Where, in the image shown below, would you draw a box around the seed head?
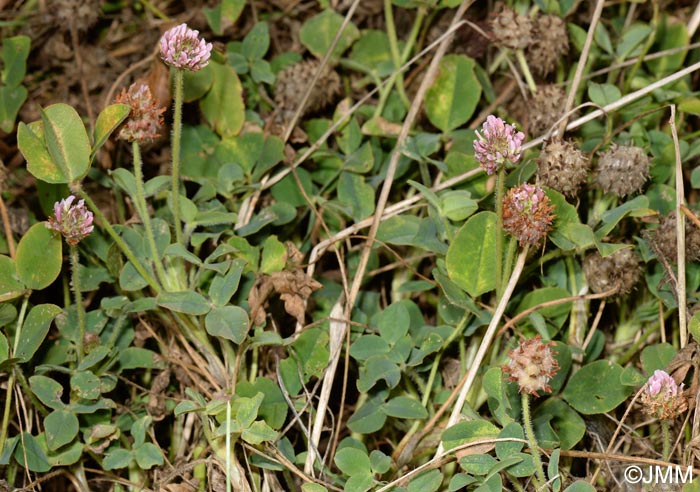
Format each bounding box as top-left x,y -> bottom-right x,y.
503,336 -> 559,396
582,247 -> 640,295
536,138 -> 590,197
528,85 -> 566,137
474,115 -> 525,175
644,211 -> 700,263
596,144 -> 650,197
46,195 -> 94,245
115,83 -> 166,143
159,23 -> 212,72
526,14 -> 569,76
502,183 -> 555,246
490,6 -> 533,50
640,370 -> 687,420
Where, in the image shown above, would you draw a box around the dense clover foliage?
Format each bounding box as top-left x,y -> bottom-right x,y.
1,1 -> 700,491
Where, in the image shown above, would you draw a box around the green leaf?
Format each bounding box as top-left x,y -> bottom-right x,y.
1,35 -> 30,86
14,432 -> 50,472
119,347 -> 159,369
445,211 -> 497,297
440,190 -> 478,222
616,23 -> 653,60
205,306 -> 249,344
103,448 -> 133,470
369,450 -> 392,474
242,420 -> 278,444
349,335 -> 390,360
0,85 -> 27,133
588,83 -> 621,107
299,10 -> 359,62
442,420 -> 499,451
646,21 -> 689,74
183,64 -> 215,102
204,0 -> 245,35
562,360 -> 634,414
383,396 -> 427,419
209,259 -> 245,306
335,447 -> 371,476
242,22 -> 270,60
18,120 -> 65,183
235,378 -> 288,429
260,235 -> 286,274
349,30 -> 394,76
157,291 -> 211,315
0,255 -> 25,302
376,302 -> 410,345
134,443 -> 163,469
44,410 -> 79,451
15,222 -> 62,289
70,371 -> 101,400
15,304 -> 62,362
348,391 -> 388,434
495,422 -> 524,459
302,484 -> 329,492
200,62 -> 244,137
408,469 -> 442,492
563,481 -> 596,492
424,55 -> 481,133
533,397 -> 586,450
92,103 -> 130,158
338,172 -> 375,221
641,343 -> 677,375
29,375 -> 66,410
40,104 -> 91,183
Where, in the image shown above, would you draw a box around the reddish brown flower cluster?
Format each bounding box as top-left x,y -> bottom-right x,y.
502,183 -> 555,246
115,83 -> 166,144
640,370 -> 687,421
503,336 -> 559,395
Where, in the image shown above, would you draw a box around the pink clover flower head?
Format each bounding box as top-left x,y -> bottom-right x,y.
46,195 -> 94,245
502,183 -> 555,246
641,370 -> 687,420
159,23 -> 212,72
474,115 -> 525,175
115,83 -> 166,143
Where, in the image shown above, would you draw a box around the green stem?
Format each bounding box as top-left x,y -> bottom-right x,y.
171,69 -> 185,245
495,168 -> 506,299
77,190 -> 161,293
70,244 -> 86,362
522,392 -> 546,488
132,141 -> 168,288
515,49 -> 538,95
382,0 -> 411,109
502,236 -> 517,292
661,419 -> 671,461
0,294 -> 29,456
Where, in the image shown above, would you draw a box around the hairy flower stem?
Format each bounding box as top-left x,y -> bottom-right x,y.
171,69 -> 184,245
661,420 -> 671,461
495,168 -> 506,298
77,190 -> 161,293
70,244 -> 86,362
0,294 -> 29,456
132,141 -> 168,287
522,392 -> 546,488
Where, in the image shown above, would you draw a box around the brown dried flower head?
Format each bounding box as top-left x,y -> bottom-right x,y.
275,59 -> 341,122
490,6 -> 533,50
526,14 -> 569,76
528,85 -> 567,137
502,183 -> 555,246
115,83 -> 166,143
503,336 -> 559,395
536,138 -> 590,197
582,247 -> 640,295
596,144 -> 650,197
645,211 -> 700,263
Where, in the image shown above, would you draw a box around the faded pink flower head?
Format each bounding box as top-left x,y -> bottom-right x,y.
502,335 -> 559,396
502,183 -> 555,246
115,83 -> 165,143
46,195 -> 94,245
474,115 -> 525,175
159,23 -> 212,72
640,370 -> 687,420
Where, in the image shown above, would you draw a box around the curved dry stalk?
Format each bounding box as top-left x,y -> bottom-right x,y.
435,245 -> 529,458
670,105 -> 687,348
557,0 -> 605,137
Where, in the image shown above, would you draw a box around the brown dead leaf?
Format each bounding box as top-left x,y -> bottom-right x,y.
148,367 -> 171,420
249,270 -> 322,326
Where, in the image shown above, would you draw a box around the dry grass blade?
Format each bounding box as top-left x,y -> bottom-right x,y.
670,104 -> 687,348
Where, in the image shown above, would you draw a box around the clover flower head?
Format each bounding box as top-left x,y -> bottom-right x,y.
115,83 -> 166,143
46,195 -> 94,245
159,23 -> 212,72
474,115 -> 525,175
502,183 -> 555,246
502,335 -> 558,396
640,370 -> 687,420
